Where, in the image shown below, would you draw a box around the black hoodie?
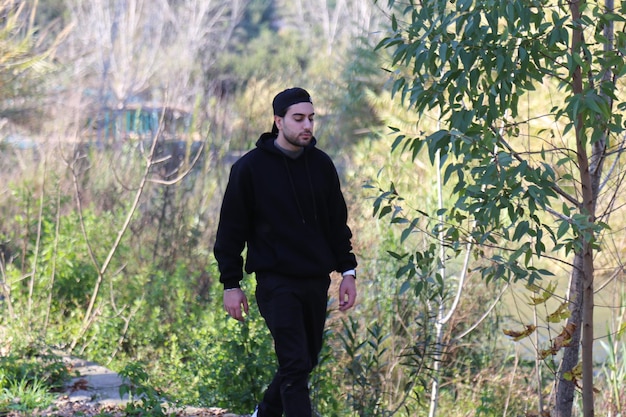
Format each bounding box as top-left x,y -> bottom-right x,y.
214,132 -> 357,289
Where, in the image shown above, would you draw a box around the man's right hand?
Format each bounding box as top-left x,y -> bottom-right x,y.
223,288 -> 249,321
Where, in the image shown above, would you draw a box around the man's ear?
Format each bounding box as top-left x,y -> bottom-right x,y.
274,115 -> 282,130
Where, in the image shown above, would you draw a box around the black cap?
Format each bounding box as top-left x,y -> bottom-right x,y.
272,87 -> 312,116
271,88 -> 313,134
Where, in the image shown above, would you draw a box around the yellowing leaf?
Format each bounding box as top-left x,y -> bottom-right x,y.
524,411 -> 551,417
546,302 -> 571,323
552,323 -> 576,350
571,362 -> 583,377
527,282 -> 557,305
529,296 -> 546,306
563,362 -> 599,393
539,348 -> 555,360
538,323 -> 576,359
564,362 -> 583,387
503,324 -> 536,341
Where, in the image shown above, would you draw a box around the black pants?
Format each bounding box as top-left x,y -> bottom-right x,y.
255,273 -> 331,417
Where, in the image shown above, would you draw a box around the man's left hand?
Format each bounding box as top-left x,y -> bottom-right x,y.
339,275 -> 357,311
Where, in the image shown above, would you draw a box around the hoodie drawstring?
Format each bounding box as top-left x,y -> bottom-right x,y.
305,155 -> 319,223
282,153 -> 319,226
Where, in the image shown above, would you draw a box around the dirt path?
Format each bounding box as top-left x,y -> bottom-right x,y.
23,356 -> 247,417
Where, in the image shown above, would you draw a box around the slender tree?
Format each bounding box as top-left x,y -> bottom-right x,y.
375,0 -> 625,416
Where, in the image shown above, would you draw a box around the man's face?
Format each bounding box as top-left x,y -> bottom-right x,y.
275,102 -> 315,151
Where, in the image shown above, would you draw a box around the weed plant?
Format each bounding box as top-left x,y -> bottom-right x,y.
119,362 -> 179,417
599,334 -> 626,415
0,347 -> 69,415
0,376 -> 55,413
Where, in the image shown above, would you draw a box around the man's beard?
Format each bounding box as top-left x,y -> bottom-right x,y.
284,131 -> 311,148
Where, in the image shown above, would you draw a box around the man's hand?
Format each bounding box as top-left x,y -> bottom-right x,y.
223,288 -> 249,321
339,275 -> 357,312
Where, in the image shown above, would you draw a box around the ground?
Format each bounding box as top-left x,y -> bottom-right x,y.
4,402 -> 239,417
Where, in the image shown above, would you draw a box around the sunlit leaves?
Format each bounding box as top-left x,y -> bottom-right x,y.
375,0 -> 615,293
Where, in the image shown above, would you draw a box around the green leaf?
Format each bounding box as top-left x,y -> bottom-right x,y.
557,220 -> 570,239
379,205 -> 392,218
400,218 -> 418,243
512,220 -> 529,241
399,280 -> 411,295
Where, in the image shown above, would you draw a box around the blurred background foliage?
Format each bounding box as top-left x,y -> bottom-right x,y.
1,0 -> 626,416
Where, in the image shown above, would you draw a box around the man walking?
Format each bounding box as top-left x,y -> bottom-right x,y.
214,87 -> 358,417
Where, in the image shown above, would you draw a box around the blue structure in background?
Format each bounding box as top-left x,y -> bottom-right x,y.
90,104 -> 192,143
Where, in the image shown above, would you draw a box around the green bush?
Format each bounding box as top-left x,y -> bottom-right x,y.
141,279 -> 276,415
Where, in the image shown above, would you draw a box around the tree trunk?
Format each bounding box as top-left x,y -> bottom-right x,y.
567,0 -> 597,414
553,253 -> 583,417
580,237 -> 595,417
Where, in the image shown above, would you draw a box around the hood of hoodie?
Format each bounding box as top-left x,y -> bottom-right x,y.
256,132 -> 318,155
